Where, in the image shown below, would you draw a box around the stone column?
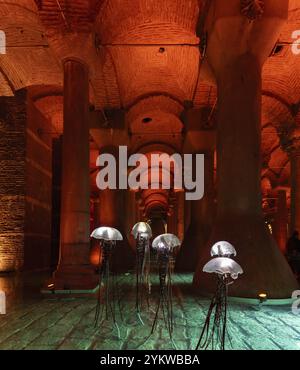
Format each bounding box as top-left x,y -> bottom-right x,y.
92,199 -> 100,229
90,198 -> 101,267
167,206 -> 175,234
97,156 -> 135,271
98,187 -> 134,271
194,54 -> 298,298
283,132 -> 300,233
272,189 -> 288,254
53,59 -> 97,290
98,188 -> 120,228
50,136 -> 62,269
177,192 -> 185,243
176,151 -> 215,271
184,198 -> 191,233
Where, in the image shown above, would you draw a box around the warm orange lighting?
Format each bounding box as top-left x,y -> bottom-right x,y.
265,221 -> 273,234
267,224 -> 272,234
90,244 -> 102,267
258,293 -> 267,303
47,283 -> 54,288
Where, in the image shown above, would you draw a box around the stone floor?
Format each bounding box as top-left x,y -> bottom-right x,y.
0,272 -> 300,350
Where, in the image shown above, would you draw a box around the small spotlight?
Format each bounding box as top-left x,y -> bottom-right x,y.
258,293 -> 267,304
48,283 -> 54,289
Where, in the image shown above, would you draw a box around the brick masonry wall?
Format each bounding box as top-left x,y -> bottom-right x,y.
0,91 -> 26,272
0,90 -> 53,272
24,97 -> 52,271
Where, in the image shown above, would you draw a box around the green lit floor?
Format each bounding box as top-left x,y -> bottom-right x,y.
0,273 -> 300,350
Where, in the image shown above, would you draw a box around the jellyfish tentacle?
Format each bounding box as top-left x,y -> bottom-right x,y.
197,248 -> 242,350
149,233 -> 181,347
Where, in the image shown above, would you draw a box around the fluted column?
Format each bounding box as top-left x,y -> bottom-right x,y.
291,153 -> 300,233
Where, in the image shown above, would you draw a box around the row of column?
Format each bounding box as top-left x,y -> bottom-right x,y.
53,58 -> 299,296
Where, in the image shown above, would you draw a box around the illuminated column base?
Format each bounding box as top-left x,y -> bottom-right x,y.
194,55 -> 298,298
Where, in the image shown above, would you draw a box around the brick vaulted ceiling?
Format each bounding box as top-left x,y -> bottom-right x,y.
0,0 -> 300,197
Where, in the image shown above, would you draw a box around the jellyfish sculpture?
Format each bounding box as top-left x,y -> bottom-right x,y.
150,233 -> 181,344
196,241 -> 243,351
210,240 -> 237,258
131,222 -> 152,321
90,226 -> 123,333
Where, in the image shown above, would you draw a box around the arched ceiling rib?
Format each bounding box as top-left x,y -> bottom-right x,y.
0,0 -> 300,196
0,0 -> 61,91
96,0 -> 200,44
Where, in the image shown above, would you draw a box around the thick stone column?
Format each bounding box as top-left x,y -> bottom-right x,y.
287,137 -> 300,233
53,59 -> 97,290
194,54 -> 298,298
92,199 -> 100,229
176,192 -> 185,243
90,199 -> 100,267
50,136 -> 62,270
167,195 -> 177,235
98,187 -> 134,271
98,188 -> 120,228
272,189 -> 288,254
176,151 -> 215,271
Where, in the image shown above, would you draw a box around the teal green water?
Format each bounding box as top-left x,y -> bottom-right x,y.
0,273 -> 299,350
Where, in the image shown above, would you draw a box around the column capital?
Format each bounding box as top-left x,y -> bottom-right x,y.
62,57 -> 89,72
205,0 -> 288,76
240,0 -> 265,21
280,128 -> 300,157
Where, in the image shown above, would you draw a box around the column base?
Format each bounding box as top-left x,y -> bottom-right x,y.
175,223 -> 212,272
193,214 -> 299,298
45,264 -> 98,292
